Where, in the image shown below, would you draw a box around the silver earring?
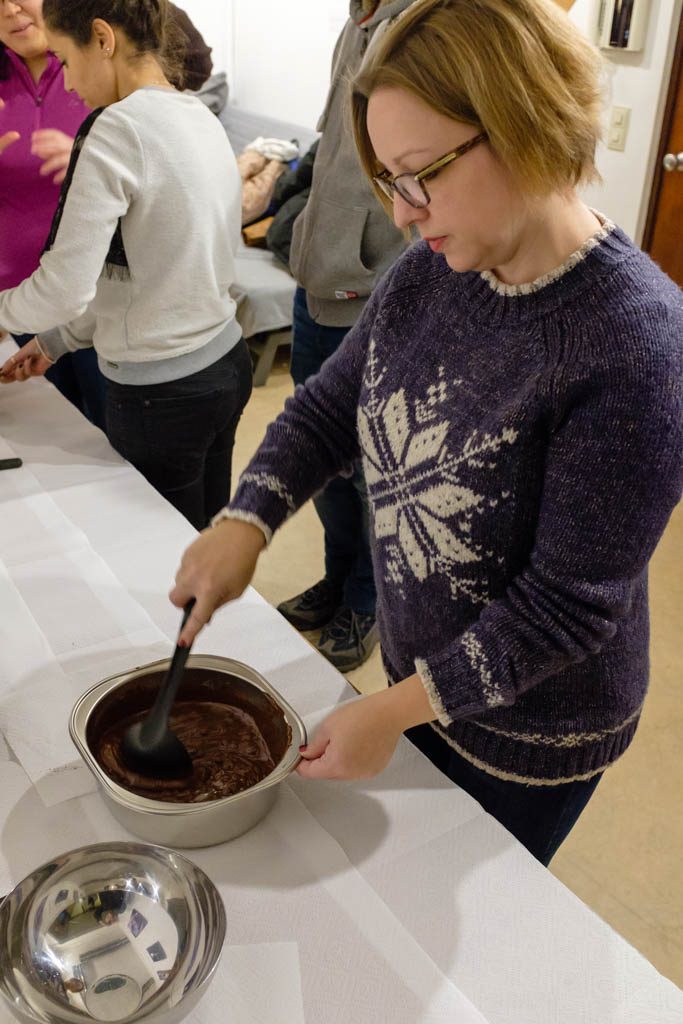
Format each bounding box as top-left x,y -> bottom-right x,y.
104,48 -> 112,57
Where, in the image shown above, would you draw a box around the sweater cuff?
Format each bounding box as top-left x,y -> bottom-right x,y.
210,507 -> 273,546
416,628 -> 509,724
414,658 -> 453,727
36,328 -> 68,362
227,470 -> 298,538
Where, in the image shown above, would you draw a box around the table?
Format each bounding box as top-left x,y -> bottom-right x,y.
1,344 -> 681,1023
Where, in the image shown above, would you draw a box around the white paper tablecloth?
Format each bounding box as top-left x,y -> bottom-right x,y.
0,342 -> 681,1023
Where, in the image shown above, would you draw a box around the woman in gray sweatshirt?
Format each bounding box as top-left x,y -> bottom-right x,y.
0,0 -> 251,530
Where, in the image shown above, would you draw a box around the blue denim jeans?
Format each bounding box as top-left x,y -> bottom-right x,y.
290,288 -> 376,616
406,722 -> 603,865
105,339 -> 253,531
14,334 -> 107,431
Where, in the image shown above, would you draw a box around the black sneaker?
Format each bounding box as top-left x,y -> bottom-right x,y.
277,578 -> 343,631
316,607 -> 379,672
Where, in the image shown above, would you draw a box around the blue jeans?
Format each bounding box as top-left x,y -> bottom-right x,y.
406,723 -> 602,865
106,339 -> 253,531
290,287 -> 376,616
14,334 -> 106,431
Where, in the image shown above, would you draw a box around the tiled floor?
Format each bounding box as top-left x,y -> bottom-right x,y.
234,350 -> 683,988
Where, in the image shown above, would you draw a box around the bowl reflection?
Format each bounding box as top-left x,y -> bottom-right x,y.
0,842 -> 226,1024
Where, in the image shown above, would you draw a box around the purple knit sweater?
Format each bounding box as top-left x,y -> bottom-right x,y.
226,221 -> 682,784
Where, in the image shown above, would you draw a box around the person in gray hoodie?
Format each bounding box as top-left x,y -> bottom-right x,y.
277,0 -> 415,673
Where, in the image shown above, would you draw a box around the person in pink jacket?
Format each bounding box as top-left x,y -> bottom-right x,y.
0,0 -> 105,425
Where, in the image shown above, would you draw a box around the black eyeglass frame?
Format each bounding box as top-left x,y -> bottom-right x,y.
373,132 -> 488,209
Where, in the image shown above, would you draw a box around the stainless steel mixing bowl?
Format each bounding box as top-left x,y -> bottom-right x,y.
0,842 -> 226,1024
70,656 -> 306,849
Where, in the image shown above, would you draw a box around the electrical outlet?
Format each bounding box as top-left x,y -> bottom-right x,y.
607,106 -> 630,151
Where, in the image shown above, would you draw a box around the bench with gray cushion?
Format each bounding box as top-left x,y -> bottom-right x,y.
218,103 -> 319,385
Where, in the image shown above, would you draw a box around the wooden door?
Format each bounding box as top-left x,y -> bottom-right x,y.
643,16 -> 683,285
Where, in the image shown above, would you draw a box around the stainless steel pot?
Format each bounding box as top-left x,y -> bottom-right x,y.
70,656 -> 306,849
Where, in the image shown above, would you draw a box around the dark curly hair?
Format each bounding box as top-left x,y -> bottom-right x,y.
42,0 -> 185,86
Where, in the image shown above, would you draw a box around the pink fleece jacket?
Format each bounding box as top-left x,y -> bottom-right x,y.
0,48 -> 87,290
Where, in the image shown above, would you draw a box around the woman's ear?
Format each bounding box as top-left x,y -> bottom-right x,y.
91,18 -> 116,58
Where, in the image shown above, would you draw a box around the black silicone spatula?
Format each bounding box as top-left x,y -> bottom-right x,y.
120,600 -> 195,779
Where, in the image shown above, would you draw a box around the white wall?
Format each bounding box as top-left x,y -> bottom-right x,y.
180,0 -> 344,127
228,0 -> 347,128
571,0 -> 683,241
176,0 -> 234,86
181,0 -> 681,242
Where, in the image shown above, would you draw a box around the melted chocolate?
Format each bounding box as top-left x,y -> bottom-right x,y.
88,670 -> 292,803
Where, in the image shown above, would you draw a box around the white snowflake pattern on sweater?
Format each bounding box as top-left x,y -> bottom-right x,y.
358,340 -> 518,603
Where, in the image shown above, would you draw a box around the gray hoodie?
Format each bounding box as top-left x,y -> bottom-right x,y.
289,0 -> 416,327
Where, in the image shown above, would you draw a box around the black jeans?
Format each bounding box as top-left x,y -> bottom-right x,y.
406,723 -> 603,866
290,287 -> 376,615
105,338 -> 253,530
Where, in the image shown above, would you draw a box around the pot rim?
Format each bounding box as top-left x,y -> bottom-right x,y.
69,655 -> 306,815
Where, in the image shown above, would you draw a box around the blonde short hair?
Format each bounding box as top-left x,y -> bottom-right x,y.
352,0 -> 604,196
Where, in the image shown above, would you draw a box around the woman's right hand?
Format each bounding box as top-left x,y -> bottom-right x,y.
0,100 -> 20,156
170,517 -> 267,646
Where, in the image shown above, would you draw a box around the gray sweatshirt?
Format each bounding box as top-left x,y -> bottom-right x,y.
289,0 -> 415,327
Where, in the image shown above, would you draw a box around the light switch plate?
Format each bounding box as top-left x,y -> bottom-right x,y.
607,106 -> 631,151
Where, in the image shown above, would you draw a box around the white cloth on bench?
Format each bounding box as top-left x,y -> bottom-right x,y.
220,105 -> 318,340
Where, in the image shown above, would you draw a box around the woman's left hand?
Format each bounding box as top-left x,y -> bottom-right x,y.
31,129 -> 75,185
296,673 -> 439,781
296,691 -> 405,781
0,339 -> 52,383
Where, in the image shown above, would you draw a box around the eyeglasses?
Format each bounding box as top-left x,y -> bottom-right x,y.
373,132 -> 488,209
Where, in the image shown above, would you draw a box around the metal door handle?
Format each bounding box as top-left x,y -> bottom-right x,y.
662,152 -> 683,171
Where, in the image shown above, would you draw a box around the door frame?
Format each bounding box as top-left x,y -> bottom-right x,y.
642,12 -> 683,252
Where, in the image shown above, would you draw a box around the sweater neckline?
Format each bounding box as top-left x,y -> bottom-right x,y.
452,215 -> 635,326
479,213 -> 614,297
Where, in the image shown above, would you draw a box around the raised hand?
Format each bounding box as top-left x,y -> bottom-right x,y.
31,129 -> 75,185
0,99 -> 20,156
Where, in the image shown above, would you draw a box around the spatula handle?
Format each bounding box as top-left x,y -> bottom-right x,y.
143,599 -> 196,741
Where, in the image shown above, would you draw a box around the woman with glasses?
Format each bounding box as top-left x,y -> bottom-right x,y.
171,0 -> 682,864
